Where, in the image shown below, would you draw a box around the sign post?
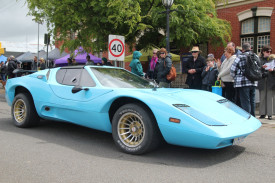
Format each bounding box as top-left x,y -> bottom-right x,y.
108,35 -> 125,67
0,42 -> 5,56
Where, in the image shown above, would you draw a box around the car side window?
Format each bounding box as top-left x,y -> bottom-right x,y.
59,69 -> 82,86
79,69 -> 96,87
56,69 -> 67,84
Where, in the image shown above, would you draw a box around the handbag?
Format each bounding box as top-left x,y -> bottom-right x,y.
164,60 -> 177,81
212,80 -> 222,96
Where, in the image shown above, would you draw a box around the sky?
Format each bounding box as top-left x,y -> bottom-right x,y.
0,0 -> 50,53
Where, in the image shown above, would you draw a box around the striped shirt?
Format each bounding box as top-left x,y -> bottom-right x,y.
230,51 -> 257,88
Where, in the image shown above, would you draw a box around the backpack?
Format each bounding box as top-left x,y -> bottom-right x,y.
242,52 -> 262,82
164,60 -> 177,81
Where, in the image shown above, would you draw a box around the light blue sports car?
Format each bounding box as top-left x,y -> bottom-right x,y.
5,66 -> 261,154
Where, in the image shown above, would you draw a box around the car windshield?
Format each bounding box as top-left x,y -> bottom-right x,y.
90,67 -> 155,88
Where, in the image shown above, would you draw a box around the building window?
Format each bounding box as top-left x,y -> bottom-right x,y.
241,16 -> 271,54
258,17 -> 271,33
242,18 -> 254,34
241,37 -> 254,48
257,35 -> 270,53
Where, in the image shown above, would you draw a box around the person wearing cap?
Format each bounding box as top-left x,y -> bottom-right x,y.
185,46 -> 206,90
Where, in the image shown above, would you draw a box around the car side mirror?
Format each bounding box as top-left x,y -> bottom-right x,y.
72,86 -> 89,94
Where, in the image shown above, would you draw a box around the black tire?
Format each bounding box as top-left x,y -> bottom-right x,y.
11,93 -> 40,128
112,103 -> 161,155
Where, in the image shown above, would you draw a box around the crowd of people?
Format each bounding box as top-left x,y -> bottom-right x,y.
129,43 -> 275,120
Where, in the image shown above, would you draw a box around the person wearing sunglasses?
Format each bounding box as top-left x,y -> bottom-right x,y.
258,45 -> 274,120
154,48 -> 172,88
185,46 -> 206,90
146,49 -> 159,80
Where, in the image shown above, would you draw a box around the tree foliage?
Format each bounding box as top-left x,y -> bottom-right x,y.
26,0 -> 231,53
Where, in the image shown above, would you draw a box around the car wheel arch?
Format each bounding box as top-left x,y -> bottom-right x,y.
15,86 -> 31,97
109,97 -> 159,127
14,86 -> 36,110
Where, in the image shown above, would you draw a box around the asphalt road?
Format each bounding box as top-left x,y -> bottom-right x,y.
0,99 -> 275,183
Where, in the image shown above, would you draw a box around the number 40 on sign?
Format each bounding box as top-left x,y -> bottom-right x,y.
108,35 -> 125,61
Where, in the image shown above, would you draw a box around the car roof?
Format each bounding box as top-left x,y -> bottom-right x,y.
60,65 -> 121,70
60,65 -> 85,69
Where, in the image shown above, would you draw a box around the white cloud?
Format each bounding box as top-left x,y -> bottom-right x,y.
0,0 -> 51,52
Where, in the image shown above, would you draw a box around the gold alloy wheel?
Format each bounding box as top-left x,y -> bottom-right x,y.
117,112 -> 145,147
13,99 -> 27,123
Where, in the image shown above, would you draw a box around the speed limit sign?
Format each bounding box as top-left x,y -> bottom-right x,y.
108,35 -> 125,61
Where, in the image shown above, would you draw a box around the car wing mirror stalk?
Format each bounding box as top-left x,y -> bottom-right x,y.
72,86 -> 89,94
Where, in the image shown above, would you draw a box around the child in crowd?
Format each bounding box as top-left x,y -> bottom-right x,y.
201,57 -> 218,91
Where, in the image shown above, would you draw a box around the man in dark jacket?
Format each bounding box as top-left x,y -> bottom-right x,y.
154,48 -> 172,88
185,46 -> 206,89
7,56 -> 17,79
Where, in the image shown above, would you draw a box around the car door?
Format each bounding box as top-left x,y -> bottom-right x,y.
49,68 -> 113,102
48,68 -> 113,128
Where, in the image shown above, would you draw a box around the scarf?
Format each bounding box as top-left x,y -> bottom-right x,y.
150,56 -> 158,71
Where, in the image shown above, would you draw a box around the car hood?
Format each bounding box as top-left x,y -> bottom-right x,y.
135,88 -> 250,126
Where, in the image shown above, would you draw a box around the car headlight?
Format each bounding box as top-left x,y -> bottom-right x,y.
217,99 -> 251,119
173,104 -> 227,126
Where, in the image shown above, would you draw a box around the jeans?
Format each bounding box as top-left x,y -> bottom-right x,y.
0,74 -> 6,81
237,86 -> 256,116
223,82 -> 235,103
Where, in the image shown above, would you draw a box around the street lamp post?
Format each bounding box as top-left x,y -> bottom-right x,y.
162,0 -> 174,53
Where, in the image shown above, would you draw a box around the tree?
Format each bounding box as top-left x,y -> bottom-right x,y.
26,0 -> 231,53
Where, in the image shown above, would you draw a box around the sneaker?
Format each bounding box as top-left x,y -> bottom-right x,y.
268,116 -> 272,120
259,115 -> 266,119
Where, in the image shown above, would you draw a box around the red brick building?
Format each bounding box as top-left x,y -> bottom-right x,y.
209,0 -> 274,58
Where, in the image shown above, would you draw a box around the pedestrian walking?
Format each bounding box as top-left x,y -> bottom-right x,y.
230,43 -> 258,116
185,46 -> 206,89
129,51 -> 144,77
217,46 -> 236,102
